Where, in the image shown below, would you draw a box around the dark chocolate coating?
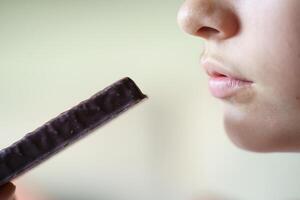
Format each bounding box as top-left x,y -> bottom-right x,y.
0,77 -> 146,186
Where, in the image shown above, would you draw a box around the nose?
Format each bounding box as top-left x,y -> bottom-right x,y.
177,0 -> 239,40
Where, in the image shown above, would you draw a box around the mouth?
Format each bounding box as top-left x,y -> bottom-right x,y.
201,59 -> 254,99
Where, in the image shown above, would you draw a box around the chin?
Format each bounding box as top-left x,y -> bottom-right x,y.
222,100 -> 300,153
224,119 -> 300,153
223,113 -> 296,153
224,128 -> 277,153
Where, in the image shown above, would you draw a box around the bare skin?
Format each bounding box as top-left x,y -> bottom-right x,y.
0,182 -> 16,200
0,182 -> 48,200
178,0 -> 300,152
2,0 -> 300,199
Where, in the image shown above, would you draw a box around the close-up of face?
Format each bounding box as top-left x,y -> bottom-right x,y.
5,1 -> 300,199
178,0 -> 300,152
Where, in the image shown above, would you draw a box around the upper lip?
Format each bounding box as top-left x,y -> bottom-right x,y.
200,58 -> 253,82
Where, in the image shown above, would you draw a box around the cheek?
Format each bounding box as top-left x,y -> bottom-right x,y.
220,0 -> 300,152
238,1 -> 300,83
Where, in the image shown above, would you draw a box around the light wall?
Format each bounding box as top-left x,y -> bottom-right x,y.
1,1 -> 300,200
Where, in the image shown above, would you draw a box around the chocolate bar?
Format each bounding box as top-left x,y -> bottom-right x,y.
0,77 -> 147,186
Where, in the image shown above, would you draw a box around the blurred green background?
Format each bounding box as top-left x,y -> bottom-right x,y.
1,1 -> 300,200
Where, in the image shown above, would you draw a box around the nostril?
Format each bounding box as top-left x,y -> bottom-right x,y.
197,26 -> 220,37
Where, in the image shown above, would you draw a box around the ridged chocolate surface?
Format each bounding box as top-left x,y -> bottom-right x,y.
0,77 -> 146,186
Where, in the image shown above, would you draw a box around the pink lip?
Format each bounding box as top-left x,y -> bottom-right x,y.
208,76 -> 252,98
201,59 -> 253,99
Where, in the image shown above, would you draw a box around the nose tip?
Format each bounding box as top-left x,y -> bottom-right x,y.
177,0 -> 239,40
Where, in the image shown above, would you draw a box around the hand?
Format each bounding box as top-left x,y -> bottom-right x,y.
0,182 -> 16,200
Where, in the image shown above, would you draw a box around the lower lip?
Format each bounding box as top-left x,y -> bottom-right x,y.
208,76 -> 253,98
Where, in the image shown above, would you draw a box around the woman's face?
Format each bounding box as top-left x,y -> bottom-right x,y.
177,0 -> 300,152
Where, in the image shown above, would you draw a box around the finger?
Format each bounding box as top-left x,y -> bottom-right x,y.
0,182 -> 16,200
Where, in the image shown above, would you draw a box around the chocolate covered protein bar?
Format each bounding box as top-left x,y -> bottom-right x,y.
0,77 -> 147,186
